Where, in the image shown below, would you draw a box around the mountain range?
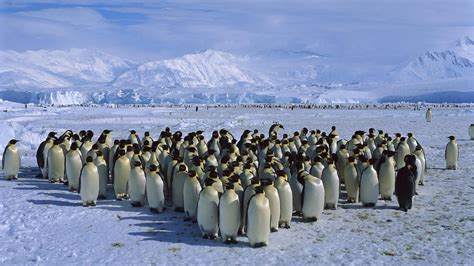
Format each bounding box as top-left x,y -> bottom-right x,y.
0,37 -> 473,104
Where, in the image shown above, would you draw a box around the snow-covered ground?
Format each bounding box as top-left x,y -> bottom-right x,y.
0,104 -> 473,264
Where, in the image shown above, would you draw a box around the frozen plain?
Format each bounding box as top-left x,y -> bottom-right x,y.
0,102 -> 473,264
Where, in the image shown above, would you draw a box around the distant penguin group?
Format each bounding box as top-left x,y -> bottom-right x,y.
7,119 -> 460,248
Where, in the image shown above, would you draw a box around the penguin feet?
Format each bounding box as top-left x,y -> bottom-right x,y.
224,239 -> 232,245
131,202 -> 143,207
89,202 -> 96,207
382,197 -> 392,201
400,207 -> 408,212
69,188 -> 77,192
116,197 -> 123,201
293,211 -> 302,216
149,208 -> 160,213
415,192 -> 419,196
174,207 -> 184,212
183,217 -> 191,222
363,203 -> 375,208
63,181 -> 69,186
279,223 -> 291,229
202,235 -> 210,239
252,242 -> 267,248
304,217 -> 318,223
270,227 -> 278,233
97,195 -> 107,200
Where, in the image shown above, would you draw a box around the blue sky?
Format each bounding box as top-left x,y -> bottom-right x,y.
0,0 -> 473,63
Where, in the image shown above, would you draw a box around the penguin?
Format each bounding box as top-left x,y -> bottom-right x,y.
335,144 -> 349,182
48,140 -> 65,183
445,136 -> 459,170
146,164 -> 165,213
343,156 -> 359,203
79,156 -> 99,207
262,179 -> 280,232
395,155 -> 417,212
36,132 -> 56,179
94,151 -> 108,200
301,172 -> 325,222
246,185 -> 271,248
241,178 -> 260,234
289,166 -> 304,214
469,124 -> 474,140
425,108 -> 432,122
320,158 -> 339,209
360,159 -> 379,207
406,133 -> 418,153
413,145 -> 427,185
80,137 -> 93,164
377,150 -> 396,200
274,170 -> 292,229
219,182 -> 241,244
2,139 -> 20,180
66,142 -> 82,192
269,123 -> 284,138
113,149 -> 131,200
183,170 -> 202,222
129,161 -> 146,207
172,164 -> 188,211
197,178 -> 220,239
309,156 -> 325,179
395,137 -> 410,170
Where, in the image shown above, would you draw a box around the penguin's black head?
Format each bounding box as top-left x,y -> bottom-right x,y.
225,182 -> 234,190
404,154 -> 416,166
448,136 -> 456,140
96,150 -> 103,157
143,140 -> 150,147
149,164 -> 158,172
407,133 -> 413,138
207,149 -> 215,155
119,149 -> 126,156
133,161 -> 142,167
144,131 -> 150,137
53,139 -> 61,145
165,127 -> 170,132
250,178 -> 260,185
209,171 -> 218,179
130,130 -> 137,135
86,156 -> 93,163
103,129 -> 112,134
178,164 -> 187,172
302,127 -> 308,134
395,133 -> 402,137
400,137 -> 406,142
415,145 -> 422,151
348,156 -> 355,163
188,170 -> 197,177
255,186 -> 265,194
378,130 -> 383,134
48,132 -> 57,138
9,139 -> 19,144
70,142 -> 78,150
204,178 -> 215,187
92,144 -> 99,150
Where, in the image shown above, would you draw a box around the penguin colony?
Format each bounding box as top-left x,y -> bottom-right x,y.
1,119 -> 464,247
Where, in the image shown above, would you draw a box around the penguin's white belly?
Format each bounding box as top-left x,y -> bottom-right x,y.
48,149 -> 64,181
4,149 -> 20,178
290,176 -> 303,212
446,144 -> 458,168
146,176 -> 164,211
360,170 -> 379,205
379,162 -> 395,199
183,180 -> 201,219
247,198 -> 270,246
197,191 -> 219,236
277,184 -> 293,224
66,154 -> 82,190
114,161 -> 130,196
97,163 -> 108,196
344,166 -> 359,202
219,194 -> 240,239
470,125 -> 474,140
265,188 -> 280,230
129,171 -> 146,203
80,169 -> 99,203
321,171 -> 339,208
302,179 -> 325,220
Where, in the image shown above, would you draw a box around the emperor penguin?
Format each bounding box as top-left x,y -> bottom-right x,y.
2,139 -> 20,180
262,179 -> 281,232
413,145 -> 427,185
102,129 -> 113,148
197,178 -> 220,239
48,140 -> 65,183
310,157 -> 325,179
395,155 -> 417,212
172,164 -> 188,211
289,166 -> 304,214
274,170 -> 292,229
241,178 -> 260,234
406,133 -> 418,153
219,182 -> 241,244
469,124 -> 474,140
113,149 -> 131,200
246,186 -> 271,248
360,159 -> 379,207
301,172 -> 325,222
129,161 -> 146,207
183,170 -> 202,222
343,156 -> 360,203
42,135 -> 55,179
80,137 -> 93,164
66,142 -> 82,192
377,150 -> 396,200
320,158 -> 339,209
395,137 -> 410,170
425,108 -> 432,122
36,131 -> 56,179
445,136 -> 459,170
146,165 -> 165,213
80,156 -> 99,207
335,144 -> 349,182
94,151 -> 108,200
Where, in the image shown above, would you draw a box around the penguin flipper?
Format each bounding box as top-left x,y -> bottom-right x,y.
2,144 -> 8,170
36,141 -> 46,168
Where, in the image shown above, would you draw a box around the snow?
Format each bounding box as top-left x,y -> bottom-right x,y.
0,104 -> 473,264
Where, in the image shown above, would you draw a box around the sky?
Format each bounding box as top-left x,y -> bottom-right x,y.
0,0 -> 473,63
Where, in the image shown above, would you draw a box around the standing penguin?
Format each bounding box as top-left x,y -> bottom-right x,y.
2,139 -> 20,180
320,158 -> 339,209
94,151 -> 108,200
262,179 -> 280,232
395,137 -> 410,170
343,156 -> 359,203
301,172 -> 325,222
129,161 -> 146,207
80,156 -> 99,207
66,142 -> 82,192
360,159 -> 379,207
36,132 -> 56,179
469,124 -> 474,140
413,145 -> 427,185
241,178 -> 260,234
197,178 -> 220,239
146,165 -> 165,213
445,136 -> 459,170
183,170 -> 202,222
275,170 -> 292,229
378,151 -> 396,200
114,149 -> 131,200
395,155 -> 417,212
425,108 -> 432,122
246,186 -> 271,248
48,140 -> 65,183
172,164 -> 188,212
219,182 -> 240,244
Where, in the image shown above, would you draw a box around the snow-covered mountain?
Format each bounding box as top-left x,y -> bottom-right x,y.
113,49 -> 270,88
0,48 -> 133,88
392,36 -> 474,81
